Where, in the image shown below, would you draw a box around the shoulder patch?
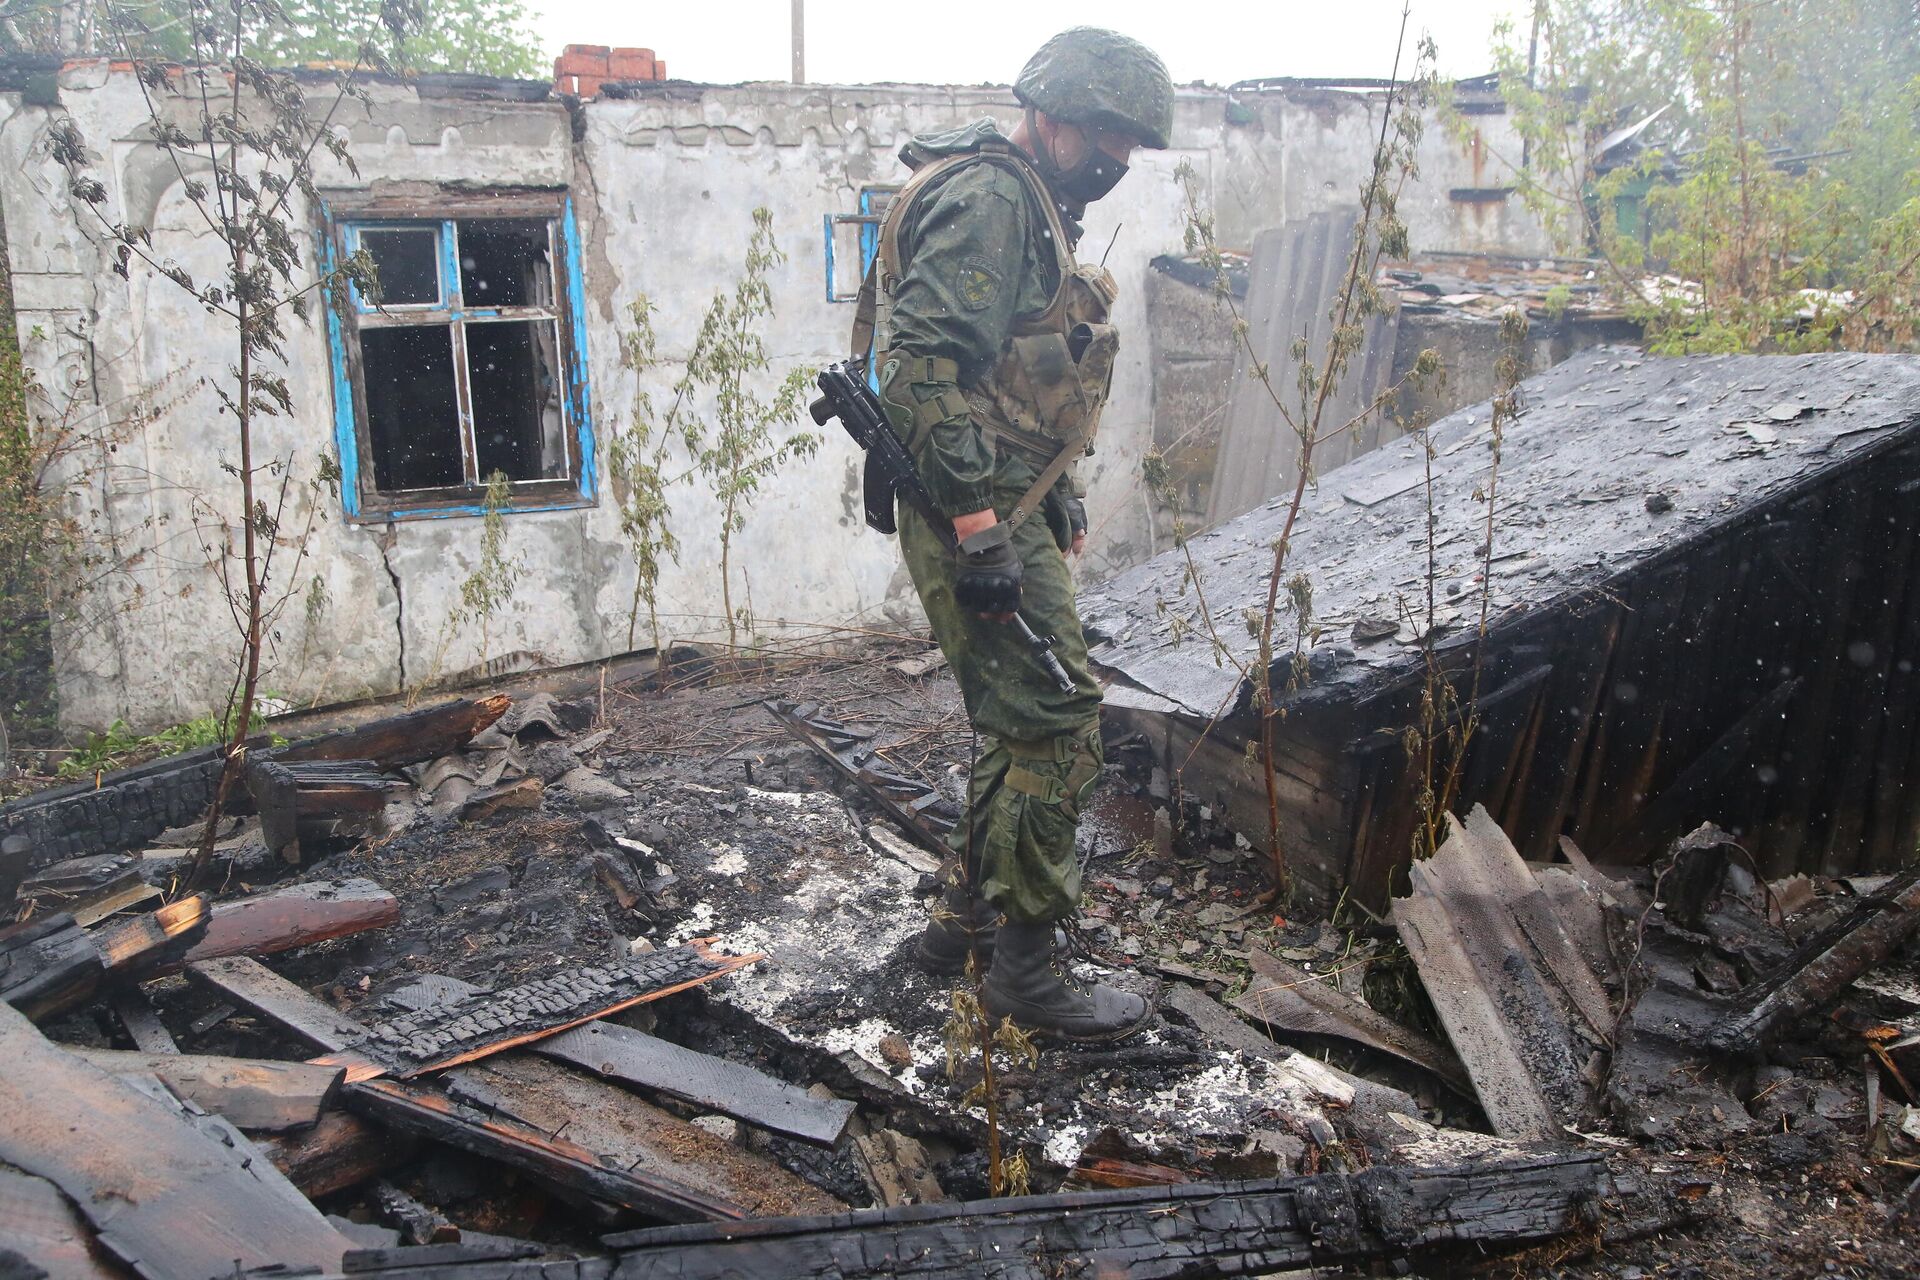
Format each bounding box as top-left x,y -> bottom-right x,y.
957,254 -> 1002,311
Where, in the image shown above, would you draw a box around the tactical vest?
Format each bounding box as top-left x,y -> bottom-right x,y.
849,132 -> 1120,530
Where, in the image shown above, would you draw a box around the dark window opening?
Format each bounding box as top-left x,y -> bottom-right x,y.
470,320 -> 565,481
459,220 -> 554,309
363,326 -> 462,490
335,207 -> 588,516
359,227 -> 440,306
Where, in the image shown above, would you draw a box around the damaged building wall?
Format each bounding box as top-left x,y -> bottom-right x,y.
0,64 -> 1551,732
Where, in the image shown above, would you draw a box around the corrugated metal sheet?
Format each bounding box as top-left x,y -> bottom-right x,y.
1205,213 -> 1401,526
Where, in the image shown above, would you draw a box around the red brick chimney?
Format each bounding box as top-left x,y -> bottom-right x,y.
554,44 -> 667,98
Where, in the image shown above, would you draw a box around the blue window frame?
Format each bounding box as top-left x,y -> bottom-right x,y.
822,185 -> 900,304
319,191 -> 596,520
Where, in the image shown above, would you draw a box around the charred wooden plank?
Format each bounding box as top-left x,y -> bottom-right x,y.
260,1110 -> 414,1198
603,1152 -> 1610,1279
1236,946 -> 1473,1095
1,896 -> 208,1022
68,1047 -> 345,1131
320,941 -> 761,1077
1707,862 -> 1920,1053
249,759 -> 398,862
763,700 -> 958,854
178,877 -> 401,969
187,953 -> 379,1057
0,1162 -> 134,1279
109,985 -> 180,1054
449,1056 -> 842,1219
0,912 -> 102,1020
346,1075 -> 748,1225
279,695 -> 512,771
1390,891 -> 1561,1143
94,893 -> 211,976
535,1020 -> 855,1147
341,1239 -> 547,1274
0,999 -> 351,1277
374,1180 -> 464,1245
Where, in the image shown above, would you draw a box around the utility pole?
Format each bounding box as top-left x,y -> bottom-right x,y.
792,0 -> 805,83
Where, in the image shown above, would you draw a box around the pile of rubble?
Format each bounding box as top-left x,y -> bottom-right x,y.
0,660 -> 1915,1277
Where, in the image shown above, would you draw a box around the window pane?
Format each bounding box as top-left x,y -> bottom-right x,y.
363,326 -> 463,490
458,220 -> 553,310
358,227 -> 440,306
468,319 -> 566,482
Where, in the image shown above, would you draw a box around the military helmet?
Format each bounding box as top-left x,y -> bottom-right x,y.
1014,27 -> 1174,150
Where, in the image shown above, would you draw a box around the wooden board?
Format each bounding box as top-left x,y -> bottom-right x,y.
94,894 -> 210,975
1389,891 -> 1561,1143
605,1152 -> 1608,1280
68,1048 -> 345,1132
180,877 -> 400,968
445,1057 -> 844,1220
186,954 -> 378,1056
0,1162 -> 133,1279
279,695 -> 511,771
0,1000 -> 351,1277
346,1075 -> 749,1225
260,1110 -> 414,1199
109,986 -> 180,1055
318,941 -> 761,1078
1235,947 -> 1473,1094
535,1020 -> 855,1147
0,914 -> 104,1021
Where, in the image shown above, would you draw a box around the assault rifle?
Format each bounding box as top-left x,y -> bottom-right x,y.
810,361 -> 1075,695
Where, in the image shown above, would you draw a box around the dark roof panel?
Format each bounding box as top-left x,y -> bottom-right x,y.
1081,349 -> 1920,718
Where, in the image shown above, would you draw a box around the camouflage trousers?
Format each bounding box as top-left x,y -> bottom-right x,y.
898,452 -> 1104,924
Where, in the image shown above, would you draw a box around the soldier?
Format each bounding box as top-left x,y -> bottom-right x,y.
850,28 -> 1174,1043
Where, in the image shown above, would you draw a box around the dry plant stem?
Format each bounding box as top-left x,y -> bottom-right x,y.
1249,6 -> 1416,896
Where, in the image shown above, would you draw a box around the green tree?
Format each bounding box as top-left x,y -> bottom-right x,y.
687,209 -> 818,648
1,0 -> 539,77
251,0 -> 541,78
1490,0 -> 1920,352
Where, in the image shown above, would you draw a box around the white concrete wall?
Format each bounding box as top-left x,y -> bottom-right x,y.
0,65 -> 1548,731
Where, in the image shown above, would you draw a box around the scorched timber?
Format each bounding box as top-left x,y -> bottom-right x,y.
0,1000 -> 351,1277
346,1076 -> 748,1225
328,941 -> 760,1077
1707,862 -> 1920,1053
535,1019 -> 856,1147
190,943 -> 762,1080
176,877 -> 401,970
277,695 -> 512,771
602,1152 -> 1609,1279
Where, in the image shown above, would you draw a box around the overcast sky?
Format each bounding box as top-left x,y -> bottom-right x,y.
528,1 -> 1532,87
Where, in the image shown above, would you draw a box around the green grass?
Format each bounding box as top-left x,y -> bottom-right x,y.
56,704 -> 272,779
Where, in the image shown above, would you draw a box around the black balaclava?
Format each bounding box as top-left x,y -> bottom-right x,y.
1026,107 -> 1129,208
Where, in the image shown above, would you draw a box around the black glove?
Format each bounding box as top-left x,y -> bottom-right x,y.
1044,492 -> 1089,553
954,531 -> 1023,618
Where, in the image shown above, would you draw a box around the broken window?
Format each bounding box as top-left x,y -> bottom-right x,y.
823,185 -> 900,303
323,193 -> 594,519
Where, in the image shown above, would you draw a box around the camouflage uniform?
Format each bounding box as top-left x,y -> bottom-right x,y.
878,120 -> 1105,925
855,27 -> 1172,1042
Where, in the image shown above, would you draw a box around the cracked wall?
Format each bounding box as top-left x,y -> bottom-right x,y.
0,65 -> 1548,731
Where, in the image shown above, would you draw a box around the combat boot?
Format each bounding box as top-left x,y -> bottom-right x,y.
982,921 -> 1151,1043
915,884 -> 1000,975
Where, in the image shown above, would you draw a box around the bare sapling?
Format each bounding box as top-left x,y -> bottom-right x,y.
1163,7 -> 1440,901
52,0 -> 411,885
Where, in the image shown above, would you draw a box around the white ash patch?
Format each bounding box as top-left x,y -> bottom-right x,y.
1043,1122 -> 1091,1167
666,900 -> 716,943
707,844 -> 750,876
